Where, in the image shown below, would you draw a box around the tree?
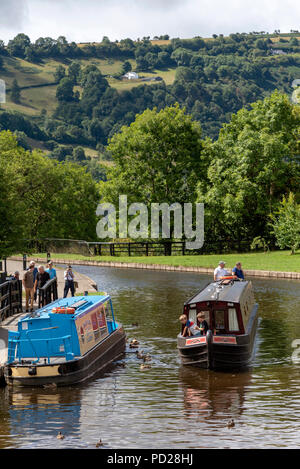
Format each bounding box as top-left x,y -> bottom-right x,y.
7,33 -> 31,58
56,77 -> 75,102
54,65 -> 66,82
24,46 -> 36,62
101,104 -> 205,210
121,60 -> 132,75
0,130 -> 100,250
68,61 -> 81,84
10,79 -> 21,103
80,71 -> 109,114
0,133 -> 26,257
72,146 -> 86,161
270,193 -> 300,254
197,91 -> 300,246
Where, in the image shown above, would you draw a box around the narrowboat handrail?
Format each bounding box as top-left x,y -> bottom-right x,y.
38,277 -> 58,307
8,333 -> 73,364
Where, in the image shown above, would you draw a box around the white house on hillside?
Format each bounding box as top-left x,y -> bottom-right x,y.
123,72 -> 139,80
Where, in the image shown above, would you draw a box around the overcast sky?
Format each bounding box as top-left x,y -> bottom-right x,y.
0,0 -> 300,43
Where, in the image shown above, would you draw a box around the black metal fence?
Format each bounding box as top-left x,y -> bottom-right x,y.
90,241 -> 186,257
23,238 -> 254,258
38,278 -> 58,308
0,279 -> 22,322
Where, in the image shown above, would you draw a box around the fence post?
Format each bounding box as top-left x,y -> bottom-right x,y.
23,254 -> 27,271
8,281 -> 12,316
47,252 -> 51,263
18,279 -> 22,312
146,243 -> 149,256
128,243 -> 131,257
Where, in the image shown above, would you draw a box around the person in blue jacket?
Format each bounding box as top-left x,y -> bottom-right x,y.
232,262 -> 245,280
46,261 -> 57,279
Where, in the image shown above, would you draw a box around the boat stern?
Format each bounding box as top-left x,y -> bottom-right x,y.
177,334 -> 208,367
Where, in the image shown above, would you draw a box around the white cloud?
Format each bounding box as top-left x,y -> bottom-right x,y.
0,0 -> 299,43
0,0 -> 28,31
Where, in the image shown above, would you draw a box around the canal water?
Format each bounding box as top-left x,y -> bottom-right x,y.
0,266 -> 300,449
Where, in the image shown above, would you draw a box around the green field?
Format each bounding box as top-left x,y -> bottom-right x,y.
30,250 -> 300,272
0,55 -> 176,116
0,33 -> 298,117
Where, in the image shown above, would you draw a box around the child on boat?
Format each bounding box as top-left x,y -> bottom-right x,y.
179,314 -> 194,337
193,312 -> 209,336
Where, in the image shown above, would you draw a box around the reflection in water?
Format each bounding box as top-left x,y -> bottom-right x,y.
179,367 -> 251,422
0,266 -> 300,448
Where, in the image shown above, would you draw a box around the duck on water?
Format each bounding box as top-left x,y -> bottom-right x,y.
177,277 -> 259,370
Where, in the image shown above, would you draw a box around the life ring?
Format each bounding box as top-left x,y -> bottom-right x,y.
220,276 -> 235,280
51,307 -> 75,314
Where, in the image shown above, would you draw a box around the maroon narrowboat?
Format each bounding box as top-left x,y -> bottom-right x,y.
177,279 -> 258,370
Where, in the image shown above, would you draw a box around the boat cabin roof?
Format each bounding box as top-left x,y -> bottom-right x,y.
185,280 -> 250,305
21,294 -> 110,322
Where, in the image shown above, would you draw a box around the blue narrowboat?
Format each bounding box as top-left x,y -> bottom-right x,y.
4,294 -> 126,387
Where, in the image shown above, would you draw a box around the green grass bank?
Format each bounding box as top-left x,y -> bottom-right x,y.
28,250 -> 300,273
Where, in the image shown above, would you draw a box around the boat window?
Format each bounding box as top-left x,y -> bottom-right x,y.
96,304 -> 108,338
215,310 -> 225,329
188,309 -> 197,326
228,308 -> 239,331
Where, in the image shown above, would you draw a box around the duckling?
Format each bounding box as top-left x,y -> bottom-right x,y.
130,338 -> 139,345
57,431 -> 65,440
43,382 -> 57,389
136,350 -> 145,359
131,322 -> 139,327
96,439 -> 104,448
129,343 -> 139,349
227,419 -> 235,428
129,338 -> 140,348
143,354 -> 151,362
140,363 -> 151,370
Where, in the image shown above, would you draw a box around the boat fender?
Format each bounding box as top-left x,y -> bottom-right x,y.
66,352 -> 75,361
28,366 -> 37,376
206,330 -> 213,369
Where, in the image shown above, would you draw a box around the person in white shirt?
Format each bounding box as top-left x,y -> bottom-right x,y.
214,261 -> 229,281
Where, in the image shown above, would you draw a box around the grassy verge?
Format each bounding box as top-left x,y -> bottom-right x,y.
27,250 -> 300,272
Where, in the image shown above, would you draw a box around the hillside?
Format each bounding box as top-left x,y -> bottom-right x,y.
0,31 -> 300,170
0,56 -> 177,117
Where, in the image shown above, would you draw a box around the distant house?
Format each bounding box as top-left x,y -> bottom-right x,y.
271,49 -> 287,55
123,72 -> 139,80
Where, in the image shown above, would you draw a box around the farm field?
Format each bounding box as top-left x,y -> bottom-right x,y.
0,55 -> 175,115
